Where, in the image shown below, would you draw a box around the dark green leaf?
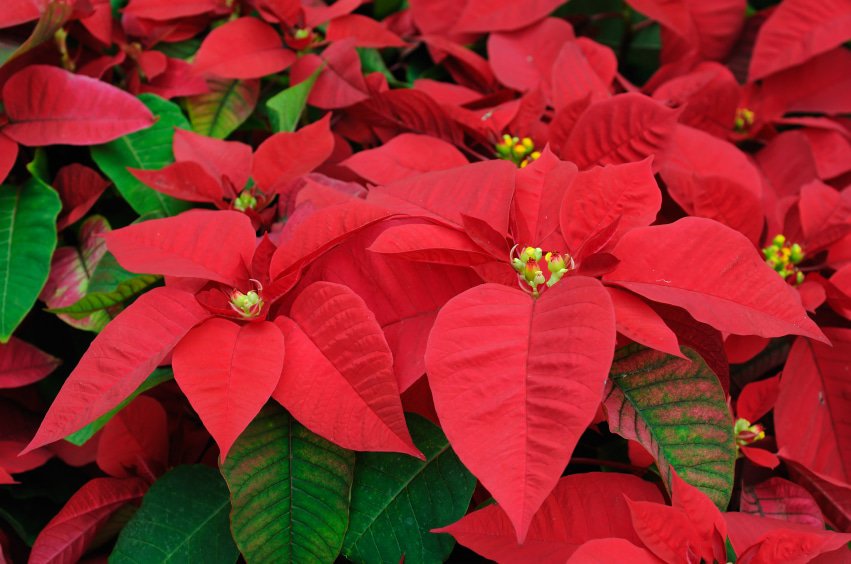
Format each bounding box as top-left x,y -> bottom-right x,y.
343,414 -> 476,564
603,346 -> 737,509
110,465 -> 238,563
221,404 -> 355,563
64,369 -> 173,446
0,179 -> 61,342
266,69 -> 321,133
91,94 -> 192,217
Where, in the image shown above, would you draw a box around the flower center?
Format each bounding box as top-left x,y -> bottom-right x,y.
232,190 -> 258,212
762,234 -> 805,285
229,280 -> 264,318
734,107 -> 755,133
510,245 -> 574,297
734,417 -> 766,448
496,135 -> 541,168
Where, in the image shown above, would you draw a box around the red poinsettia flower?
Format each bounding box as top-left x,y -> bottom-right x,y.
24,208 -> 421,461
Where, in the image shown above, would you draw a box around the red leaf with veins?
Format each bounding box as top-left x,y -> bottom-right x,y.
451,0 -> 565,33
130,161 -> 225,204
560,158 -> 661,253
173,318 -> 285,459
775,330 -> 851,485
725,512 -> 851,564
326,14 -> 405,48
368,222 -> 493,267
625,498 -> 702,563
736,375 -> 780,423
53,164 -> 110,230
172,129 -> 252,192
25,287 -> 210,453
96,396 -> 169,480
603,218 -> 826,342
435,472 -> 663,562
341,133 -> 468,185
123,0 -> 228,20
607,287 -> 682,358
749,0 -> 851,81
741,477 -> 825,528
426,278 -> 615,541
2,66 -> 155,146
192,17 -> 295,79
291,40 -> 369,110
273,283 -> 420,457
104,210 -> 254,286
28,477 -> 149,564
252,114 -> 335,193
559,93 -> 680,170
487,18 -> 575,93
513,149 -> 578,246
0,338 -> 60,389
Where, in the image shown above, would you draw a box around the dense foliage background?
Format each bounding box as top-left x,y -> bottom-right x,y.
1,0 -> 851,562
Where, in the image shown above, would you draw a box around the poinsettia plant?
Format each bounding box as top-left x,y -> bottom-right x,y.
1,0 -> 850,562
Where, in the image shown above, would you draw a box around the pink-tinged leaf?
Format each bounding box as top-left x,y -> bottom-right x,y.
104,210 -> 254,286
725,512 -> 851,564
567,539 -> 662,563
291,40 -> 368,109
193,17 -> 295,79
737,375 -> 780,423
749,0 -> 851,81
426,278 -> 615,541
368,160 -> 516,233
652,62 -> 739,138
0,134 -> 18,186
173,318 -> 284,459
435,472 -> 663,562
661,125 -> 764,245
25,287 -> 210,453
512,150 -> 577,246
604,346 -> 736,509
269,199 -> 391,278
560,158 -> 661,253
368,223 -> 493,267
608,287 -> 682,358
129,161 -> 225,204
29,477 -> 148,564
252,114 -> 335,193
487,18 -> 575,93
325,14 -> 405,48
0,337 -> 60,389
54,164 -> 110,231
272,282 -> 420,457
2,66 -> 155,146
785,457 -> 851,532
341,133 -> 467,185
603,218 -> 826,342
172,129 -> 252,193
186,78 -> 260,140
40,215 -> 111,332
741,477 -> 825,528
775,329 -> 851,484
451,0 -> 565,33
96,396 -> 168,480
123,0 -> 228,20
559,93 -> 680,170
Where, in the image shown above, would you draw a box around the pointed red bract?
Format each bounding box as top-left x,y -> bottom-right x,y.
341,133 -> 467,185
559,93 -> 679,170
123,0 -> 227,20
291,40 -> 369,109
325,14 -> 405,48
172,129 -> 252,191
25,287 -> 210,453
173,318 -> 285,459
252,115 -> 335,193
426,278 -> 615,541
273,282 -> 420,457
452,0 -> 565,33
435,472 -> 663,562
608,287 -> 682,358
54,164 -> 111,231
129,161 -> 225,203
736,375 -> 780,423
193,17 -> 296,79
566,539 -> 662,563
2,66 -> 155,146
775,329 -> 851,484
0,338 -> 60,389
725,512 -> 851,563
104,210 -> 254,286
749,0 -> 851,81
560,158 -> 661,254
28,477 -> 148,564
96,396 -> 169,480
603,218 -> 827,342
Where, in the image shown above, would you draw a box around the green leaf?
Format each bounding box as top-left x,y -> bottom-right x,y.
265,69 -> 321,133
64,368 -> 173,446
110,465 -> 238,563
373,0 -> 405,19
603,346 -> 737,510
0,179 -> 61,342
220,404 -> 355,563
49,273 -> 161,318
187,78 -> 259,139
91,94 -> 192,217
342,414 -> 476,564
357,48 -> 407,88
